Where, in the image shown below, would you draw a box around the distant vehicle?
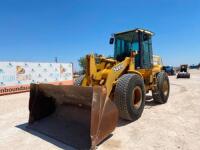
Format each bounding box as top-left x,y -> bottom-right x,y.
163,66 -> 175,75
189,64 -> 200,69
177,64 -> 190,78
153,56 -> 175,76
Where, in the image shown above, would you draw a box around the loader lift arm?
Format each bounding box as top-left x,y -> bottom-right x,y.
84,53 -> 142,97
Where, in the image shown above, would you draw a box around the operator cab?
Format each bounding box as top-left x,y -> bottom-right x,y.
180,64 -> 188,72
110,28 -> 154,69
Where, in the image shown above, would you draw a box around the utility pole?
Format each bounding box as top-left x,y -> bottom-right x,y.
54,57 -> 58,63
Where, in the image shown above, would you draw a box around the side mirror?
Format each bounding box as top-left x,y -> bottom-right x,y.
109,37 -> 114,44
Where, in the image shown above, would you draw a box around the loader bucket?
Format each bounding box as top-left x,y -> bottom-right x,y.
28,84 -> 118,149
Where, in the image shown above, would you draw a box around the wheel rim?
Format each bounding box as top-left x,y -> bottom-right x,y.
132,86 -> 142,109
163,80 -> 169,96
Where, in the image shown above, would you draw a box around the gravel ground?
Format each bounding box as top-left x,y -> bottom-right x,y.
0,69 -> 200,150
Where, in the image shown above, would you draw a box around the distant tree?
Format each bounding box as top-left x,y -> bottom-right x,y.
78,56 -> 86,73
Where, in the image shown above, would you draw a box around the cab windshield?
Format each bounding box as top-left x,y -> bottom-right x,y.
114,32 -> 139,61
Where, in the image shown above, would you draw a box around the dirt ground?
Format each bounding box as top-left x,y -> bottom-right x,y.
0,69 -> 200,150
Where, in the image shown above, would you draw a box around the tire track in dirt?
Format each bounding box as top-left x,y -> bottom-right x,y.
170,83 -> 187,95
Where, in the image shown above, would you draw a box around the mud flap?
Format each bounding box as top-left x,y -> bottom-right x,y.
28,84 -> 118,149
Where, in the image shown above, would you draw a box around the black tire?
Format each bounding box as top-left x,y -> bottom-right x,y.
114,74 -> 146,121
187,73 -> 190,78
153,72 -> 170,104
177,72 -> 180,78
74,75 -> 84,86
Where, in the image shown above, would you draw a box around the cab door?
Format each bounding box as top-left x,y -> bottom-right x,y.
138,32 -> 153,69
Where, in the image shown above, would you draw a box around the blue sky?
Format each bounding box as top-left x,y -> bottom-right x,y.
0,0 -> 200,71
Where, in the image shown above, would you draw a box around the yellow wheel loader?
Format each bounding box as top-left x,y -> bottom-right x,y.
28,28 -> 170,149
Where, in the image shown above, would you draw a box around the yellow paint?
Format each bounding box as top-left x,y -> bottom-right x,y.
82,54 -> 162,98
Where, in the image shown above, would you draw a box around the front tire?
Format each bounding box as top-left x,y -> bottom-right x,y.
114,74 -> 146,121
153,72 -> 170,104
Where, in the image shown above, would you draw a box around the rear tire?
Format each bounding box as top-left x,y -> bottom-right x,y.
153,72 -> 170,104
114,74 -> 145,121
74,75 -> 84,86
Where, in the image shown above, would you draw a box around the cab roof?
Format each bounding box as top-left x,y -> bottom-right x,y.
114,28 -> 154,42
114,28 -> 154,36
